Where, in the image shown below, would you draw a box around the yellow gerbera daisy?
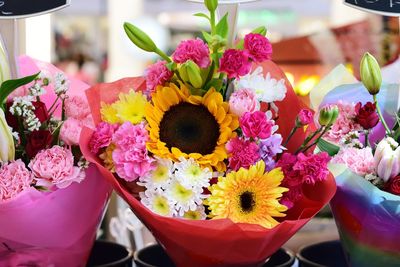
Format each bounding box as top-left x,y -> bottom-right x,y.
100,103 -> 120,124
206,160 -> 288,229
145,83 -> 238,171
112,90 -> 147,124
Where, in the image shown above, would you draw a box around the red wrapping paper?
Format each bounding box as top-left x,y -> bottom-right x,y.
81,61 -> 336,267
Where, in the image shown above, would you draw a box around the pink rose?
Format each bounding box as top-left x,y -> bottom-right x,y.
0,160 -> 34,201
219,49 -> 251,79
65,96 -> 91,121
244,33 -> 272,62
229,89 -> 259,117
240,111 -> 273,139
297,109 -> 314,126
145,61 -> 173,92
28,146 -> 85,189
226,137 -> 260,171
60,118 -> 82,146
90,122 -> 118,154
172,38 -> 210,68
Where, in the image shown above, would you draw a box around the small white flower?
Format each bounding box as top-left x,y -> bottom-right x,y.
165,180 -> 204,217
174,157 -> 212,190
365,174 -> 384,186
78,157 -> 90,169
140,190 -> 176,217
138,158 -> 174,190
54,72 -> 70,95
9,96 -> 41,132
180,205 -> 207,220
28,83 -> 46,97
234,66 -> 287,103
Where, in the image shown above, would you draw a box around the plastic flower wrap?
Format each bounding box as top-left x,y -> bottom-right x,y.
0,56 -> 112,266
81,1 -> 336,266
312,53 -> 400,266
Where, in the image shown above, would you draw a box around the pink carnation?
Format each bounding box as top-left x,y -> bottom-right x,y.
226,137 -> 260,171
29,146 -> 85,189
112,122 -> 154,181
0,160 -> 34,201
294,152 -> 330,185
172,38 -> 210,68
240,111 -> 273,139
60,118 -> 82,146
90,122 -> 118,154
332,147 -> 375,176
229,89 -> 259,117
325,101 -> 361,143
219,49 -> 251,79
244,33 -> 272,62
145,61 -> 173,92
65,95 -> 91,121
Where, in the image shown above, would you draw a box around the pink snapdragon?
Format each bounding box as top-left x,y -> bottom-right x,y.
112,122 -> 154,181
240,111 -> 274,139
145,61 -> 173,92
90,122 -> 119,154
332,147 -> 375,177
0,160 -> 34,201
28,146 -> 85,189
228,89 -> 259,117
244,33 -> 272,62
172,38 -> 210,68
226,137 -> 260,171
219,49 -> 251,79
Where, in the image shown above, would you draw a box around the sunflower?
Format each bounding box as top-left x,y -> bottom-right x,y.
145,83 -> 238,171
205,160 -> 288,229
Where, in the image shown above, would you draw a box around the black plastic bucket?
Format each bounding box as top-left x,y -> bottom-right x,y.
297,240 -> 347,267
134,244 -> 295,267
86,240 -> 133,267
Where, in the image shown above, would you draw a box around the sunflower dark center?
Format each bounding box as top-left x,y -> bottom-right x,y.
240,191 -> 255,213
159,102 -> 220,155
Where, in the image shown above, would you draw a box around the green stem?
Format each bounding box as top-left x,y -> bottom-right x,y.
302,126 -> 331,153
374,94 -> 391,136
283,125 -> 298,147
155,48 -> 171,63
47,95 -> 61,114
210,11 -> 216,35
364,130 -> 370,148
295,127 -> 323,154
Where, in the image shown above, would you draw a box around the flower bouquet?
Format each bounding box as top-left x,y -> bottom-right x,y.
313,53 -> 400,267
80,1 -> 336,266
0,56 -> 111,266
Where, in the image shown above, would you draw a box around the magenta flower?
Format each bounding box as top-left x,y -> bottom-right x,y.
90,122 -> 119,154
112,122 -> 154,181
244,33 -> 272,63
297,109 -> 313,126
219,49 -> 251,79
240,111 -> 274,139
294,152 -> 330,185
0,160 -> 34,201
172,38 -> 210,68
228,89 -> 259,117
226,137 -> 260,171
145,61 -> 173,92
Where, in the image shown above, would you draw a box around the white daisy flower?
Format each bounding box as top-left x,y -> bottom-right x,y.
140,190 -> 175,217
181,205 -> 207,220
166,180 -> 204,217
234,66 -> 287,103
174,157 -> 212,190
138,158 -> 174,190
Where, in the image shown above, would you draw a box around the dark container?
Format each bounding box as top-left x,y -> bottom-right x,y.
297,240 -> 347,267
86,240 -> 133,267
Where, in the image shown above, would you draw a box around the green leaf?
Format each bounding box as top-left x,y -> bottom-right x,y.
123,22 -> 157,52
216,13 -> 229,39
236,40 -> 244,50
251,26 -> 267,36
194,13 -> 210,22
202,31 -> 213,44
205,78 -> 223,92
317,138 -> 340,156
0,72 -> 40,107
166,62 -> 177,71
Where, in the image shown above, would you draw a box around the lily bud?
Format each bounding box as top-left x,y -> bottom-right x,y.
0,42 -> 11,85
186,60 -> 204,88
124,22 -> 158,53
360,52 -> 382,95
0,108 -> 14,163
318,105 -> 339,126
177,64 -> 189,83
374,137 -> 400,182
205,0 -> 218,12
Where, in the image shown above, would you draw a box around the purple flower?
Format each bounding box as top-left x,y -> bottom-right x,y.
259,134 -> 283,171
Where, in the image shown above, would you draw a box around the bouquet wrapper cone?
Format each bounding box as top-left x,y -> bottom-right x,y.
0,165 -> 112,266
330,168 -> 400,267
81,61 -> 336,267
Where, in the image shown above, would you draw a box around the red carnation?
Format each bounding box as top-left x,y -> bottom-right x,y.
386,176 -> 400,196
355,102 -> 379,129
26,130 -> 53,159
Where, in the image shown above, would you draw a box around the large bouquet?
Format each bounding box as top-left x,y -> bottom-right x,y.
0,56 -> 111,266
81,1 -> 336,266
313,53 -> 400,267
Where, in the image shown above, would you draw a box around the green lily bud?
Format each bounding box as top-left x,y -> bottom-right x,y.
319,105 -> 339,126
205,0 -> 218,12
360,52 -> 382,95
211,35 -> 227,50
123,22 -> 158,52
0,108 -> 14,163
186,61 -> 203,88
178,64 -> 189,83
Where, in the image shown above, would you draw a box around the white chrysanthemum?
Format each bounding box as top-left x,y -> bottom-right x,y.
54,72 -> 70,95
174,157 -> 212,190
140,190 -> 175,217
138,158 -> 174,190
181,205 -> 207,220
166,181 -> 204,217
234,66 -> 287,103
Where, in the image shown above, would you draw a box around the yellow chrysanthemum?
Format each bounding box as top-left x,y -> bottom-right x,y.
145,83 -> 238,171
100,103 -> 120,124
112,90 -> 147,124
99,144 -> 116,172
205,160 -> 288,229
